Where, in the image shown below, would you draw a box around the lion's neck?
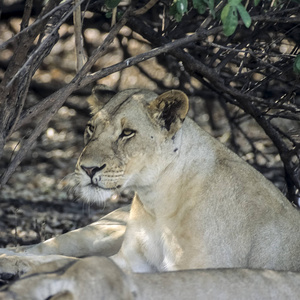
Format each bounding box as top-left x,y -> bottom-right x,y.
134,118 -> 216,218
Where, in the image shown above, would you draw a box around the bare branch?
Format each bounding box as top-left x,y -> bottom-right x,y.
82,31 -> 203,86
73,0 -> 86,71
134,0 -> 159,15
0,0 -> 73,51
20,0 -> 33,30
6,1 -> 73,88
0,4 -> 135,187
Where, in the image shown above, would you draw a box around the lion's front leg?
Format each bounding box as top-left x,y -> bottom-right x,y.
0,206 -> 129,279
0,257 -> 134,300
13,205 -> 129,257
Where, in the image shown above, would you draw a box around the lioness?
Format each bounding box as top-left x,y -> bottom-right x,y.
1,87 -> 300,299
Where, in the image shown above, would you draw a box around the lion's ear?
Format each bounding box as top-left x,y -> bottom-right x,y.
87,85 -> 116,114
148,90 -> 189,136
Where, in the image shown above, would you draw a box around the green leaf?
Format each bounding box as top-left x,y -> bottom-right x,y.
228,0 -> 241,5
192,0 -> 215,17
169,5 -> 183,21
293,54 -> 300,75
175,13 -> 183,21
237,3 -> 251,28
169,0 -> 188,22
254,0 -> 261,5
105,0 -> 121,9
193,0 -> 207,14
204,0 -> 215,18
221,4 -> 238,36
176,0 -> 188,14
105,11 -> 112,18
220,3 -> 230,22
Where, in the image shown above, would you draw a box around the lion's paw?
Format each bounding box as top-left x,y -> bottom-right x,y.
0,252 -> 38,279
0,251 -> 69,282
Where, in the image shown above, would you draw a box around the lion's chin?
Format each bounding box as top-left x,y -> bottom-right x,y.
76,184 -> 115,204
65,173 -> 120,204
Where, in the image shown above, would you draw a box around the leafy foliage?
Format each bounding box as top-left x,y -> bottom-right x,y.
170,0 -> 188,21
221,0 -> 251,36
294,54 -> 300,76
170,0 -> 215,21
170,0 -> 299,38
105,0 -> 122,9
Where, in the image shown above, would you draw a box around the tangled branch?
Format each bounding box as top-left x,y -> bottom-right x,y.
0,0 -> 299,204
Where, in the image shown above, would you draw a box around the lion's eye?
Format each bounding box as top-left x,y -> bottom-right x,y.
86,124 -> 94,135
120,129 -> 135,139
84,124 -> 94,143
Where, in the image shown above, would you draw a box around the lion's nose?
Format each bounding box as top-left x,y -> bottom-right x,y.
81,164 -> 106,179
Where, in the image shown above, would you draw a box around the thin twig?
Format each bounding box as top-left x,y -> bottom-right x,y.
0,0 -> 73,51
82,31 -> 203,86
6,1 -> 76,88
133,0 -> 159,15
73,0 -> 86,71
16,25 -> 202,128
0,5 -> 135,187
20,0 -> 33,30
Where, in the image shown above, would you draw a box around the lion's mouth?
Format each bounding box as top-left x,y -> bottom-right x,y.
68,171 -> 125,203
87,171 -> 124,190
88,183 -> 121,191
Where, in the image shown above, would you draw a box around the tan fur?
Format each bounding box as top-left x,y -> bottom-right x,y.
1,88 -> 300,299
75,88 -> 300,272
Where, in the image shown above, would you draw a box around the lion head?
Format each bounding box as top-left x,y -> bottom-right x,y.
70,87 -> 189,203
